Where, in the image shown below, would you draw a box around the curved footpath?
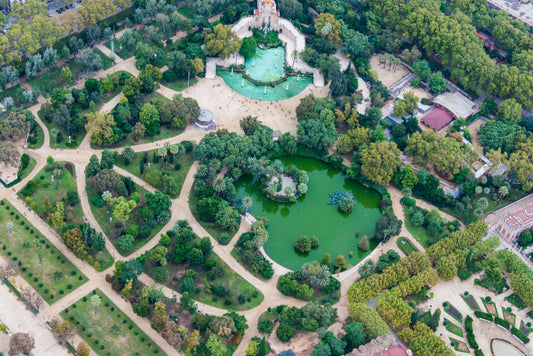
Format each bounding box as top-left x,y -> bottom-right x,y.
2,39 -> 442,355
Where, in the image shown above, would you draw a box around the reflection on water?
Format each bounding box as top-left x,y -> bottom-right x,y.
234,157 -> 382,270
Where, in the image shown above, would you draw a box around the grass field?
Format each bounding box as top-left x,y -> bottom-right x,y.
61,289 -> 163,355
188,191 -> 239,242
115,146 -> 194,198
29,50 -> 114,97
161,76 -> 198,92
90,93 -> 183,149
145,241 -> 264,311
86,179 -> 165,255
105,39 -> 135,60
20,162 -> 85,226
396,236 -> 417,256
37,108 -> 89,150
178,6 -> 195,18
0,200 -> 88,304
0,85 -> 30,109
444,317 -> 464,337
18,157 -> 36,182
403,206 -> 440,248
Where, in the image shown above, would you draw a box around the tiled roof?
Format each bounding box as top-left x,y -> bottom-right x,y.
503,202 -> 533,229
421,108 -> 453,131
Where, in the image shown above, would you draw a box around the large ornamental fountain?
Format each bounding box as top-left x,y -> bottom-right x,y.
217,0 -> 315,101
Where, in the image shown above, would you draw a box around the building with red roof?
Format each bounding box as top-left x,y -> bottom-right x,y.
421,108 -> 453,131
497,202 -> 533,240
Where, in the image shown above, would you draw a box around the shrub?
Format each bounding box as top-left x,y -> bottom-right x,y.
91,193 -> 105,207
511,326 -> 530,344
258,319 -> 274,334
467,332 -> 478,349
494,316 -> 511,329
276,322 -> 294,342
465,315 -> 473,333
294,236 -> 311,253
474,310 -> 493,321
474,349 -> 485,356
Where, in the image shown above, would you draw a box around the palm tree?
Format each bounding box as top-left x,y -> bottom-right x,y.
50,128 -> 59,147
164,142 -> 171,164
477,197 -> 489,211
497,186 -> 509,205
157,147 -> 167,169
91,295 -> 101,317
122,145 -> 135,161
475,186 -> 482,196
212,178 -> 226,197
170,144 -> 180,167
102,190 -> 112,213
242,196 -> 253,212
53,168 -> 61,189
292,49 -> 299,68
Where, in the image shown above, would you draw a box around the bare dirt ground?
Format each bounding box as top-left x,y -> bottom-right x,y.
467,118 -> 486,146
161,76 -> 330,136
369,54 -> 409,88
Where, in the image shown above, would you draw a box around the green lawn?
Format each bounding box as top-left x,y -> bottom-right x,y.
37,108 -> 89,150
86,180 -> 165,255
90,93 -> 184,149
60,289 -> 163,355
505,293 -> 526,310
403,206 -> 440,248
444,318 -> 464,337
0,200 -> 88,304
161,76 -> 198,91
28,120 -> 45,149
145,241 -> 264,311
0,85 -> 30,108
396,236 -> 418,256
29,50 -> 114,97
178,5 -> 195,18
18,157 -> 36,182
28,67 -> 66,98
105,39 -> 135,60
101,71 -> 132,103
189,191 -> 239,242
20,162 -> 85,227
115,146 -> 194,198
449,337 -> 469,353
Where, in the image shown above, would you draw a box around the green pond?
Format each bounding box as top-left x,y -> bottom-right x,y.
235,157 -> 382,271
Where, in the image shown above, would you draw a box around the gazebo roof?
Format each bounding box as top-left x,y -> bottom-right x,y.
197,109 -> 214,123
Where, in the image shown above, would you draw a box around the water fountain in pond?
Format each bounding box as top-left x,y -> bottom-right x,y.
241,79 -> 244,87
264,86 -> 267,94
286,82 -> 289,91
297,73 -> 300,81
230,66 -> 233,76
252,58 -> 255,67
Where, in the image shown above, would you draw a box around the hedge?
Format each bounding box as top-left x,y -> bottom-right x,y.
511,326 -> 530,344
474,310 -> 493,321
467,332 -> 478,349
474,349 -> 485,356
494,316 -> 511,330
465,315 -> 473,333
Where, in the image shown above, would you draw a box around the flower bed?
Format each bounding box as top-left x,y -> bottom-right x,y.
444,318 -> 464,337
461,293 -> 481,311
444,301 -> 463,323
449,337 -> 469,353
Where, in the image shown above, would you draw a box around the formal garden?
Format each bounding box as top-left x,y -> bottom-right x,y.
0,200 -> 88,304
60,289 -> 164,355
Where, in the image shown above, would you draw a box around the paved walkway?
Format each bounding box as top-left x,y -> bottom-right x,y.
0,283 -> 71,356
1,30 -> 491,356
